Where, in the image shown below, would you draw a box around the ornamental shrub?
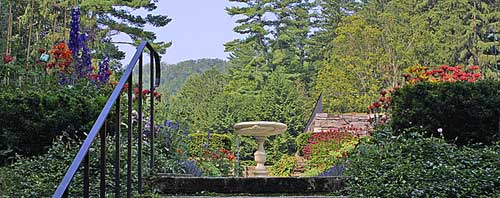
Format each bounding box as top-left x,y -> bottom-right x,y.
0,82 -> 106,165
345,127 -> 500,197
187,132 -> 236,176
302,127 -> 361,175
391,80 -> 500,145
0,127 -> 197,197
269,154 -> 296,177
187,132 -> 232,157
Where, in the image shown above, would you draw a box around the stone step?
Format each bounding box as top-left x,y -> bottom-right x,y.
152,176 -> 345,195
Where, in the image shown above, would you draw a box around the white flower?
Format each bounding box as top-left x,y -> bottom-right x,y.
437,128 -> 443,133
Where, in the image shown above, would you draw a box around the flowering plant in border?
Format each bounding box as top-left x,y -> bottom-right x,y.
186,131 -> 236,176
302,126 -> 362,174
46,42 -> 72,74
402,64 -> 481,84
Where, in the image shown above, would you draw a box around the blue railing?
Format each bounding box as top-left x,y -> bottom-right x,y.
53,41 -> 161,198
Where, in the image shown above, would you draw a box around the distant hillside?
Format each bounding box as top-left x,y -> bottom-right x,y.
137,58 -> 226,95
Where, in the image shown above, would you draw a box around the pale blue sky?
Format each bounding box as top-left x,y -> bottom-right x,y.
114,1 -> 243,65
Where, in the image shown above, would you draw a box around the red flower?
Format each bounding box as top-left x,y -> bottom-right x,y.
226,153 -> 235,160
3,55 -> 13,64
379,97 -> 386,102
134,88 -> 140,95
142,89 -> 151,95
470,65 -> 479,70
473,73 -> 481,78
373,102 -> 381,108
380,90 -> 387,96
122,83 -> 129,92
153,91 -> 161,100
212,153 -> 220,159
220,148 -> 229,154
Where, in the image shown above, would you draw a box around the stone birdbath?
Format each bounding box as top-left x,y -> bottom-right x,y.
234,121 -> 287,177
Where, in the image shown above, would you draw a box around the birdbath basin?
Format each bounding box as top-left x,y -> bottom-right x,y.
234,121 -> 287,177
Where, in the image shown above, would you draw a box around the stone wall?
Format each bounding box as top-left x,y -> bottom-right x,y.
306,113 -> 373,136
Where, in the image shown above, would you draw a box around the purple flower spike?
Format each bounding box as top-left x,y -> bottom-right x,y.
98,55 -> 111,84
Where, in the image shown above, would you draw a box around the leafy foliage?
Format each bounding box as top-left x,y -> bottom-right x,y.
302,128 -> 361,175
345,127 -> 500,197
269,154 -> 296,177
0,81 -> 106,165
391,80 -> 500,145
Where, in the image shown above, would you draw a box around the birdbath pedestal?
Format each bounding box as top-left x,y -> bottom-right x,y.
234,121 -> 287,177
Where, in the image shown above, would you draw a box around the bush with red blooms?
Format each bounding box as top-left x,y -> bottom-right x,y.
302,126 -> 362,174
391,80 -> 500,145
191,147 -> 236,176
402,64 -> 481,84
113,82 -> 162,101
187,133 -> 236,176
368,64 -> 482,125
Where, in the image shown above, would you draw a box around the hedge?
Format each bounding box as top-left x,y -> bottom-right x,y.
345,127 -> 500,197
391,80 -> 500,145
0,84 -> 106,165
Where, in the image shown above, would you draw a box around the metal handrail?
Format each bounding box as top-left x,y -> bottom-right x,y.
53,41 -> 161,198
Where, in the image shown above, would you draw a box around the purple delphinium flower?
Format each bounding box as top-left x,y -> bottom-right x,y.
98,55 -> 110,84
69,7 -> 81,58
79,33 -> 92,78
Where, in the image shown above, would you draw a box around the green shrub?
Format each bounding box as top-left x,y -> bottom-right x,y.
301,168 -> 322,177
295,132 -> 311,155
265,132 -> 296,164
345,127 -> 500,197
187,132 -> 237,176
391,80 -> 500,145
187,132 -> 232,157
302,128 -> 361,175
0,130 -> 194,197
235,136 -> 257,161
269,154 -> 296,177
0,82 -> 106,165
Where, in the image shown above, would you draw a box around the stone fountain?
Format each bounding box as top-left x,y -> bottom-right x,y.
234,121 -> 287,177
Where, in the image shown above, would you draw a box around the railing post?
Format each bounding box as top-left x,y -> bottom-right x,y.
100,121 -> 107,197
138,53 -> 143,194
127,75 -> 133,198
84,153 -> 89,198
114,96 -> 121,198
150,52 -> 155,174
